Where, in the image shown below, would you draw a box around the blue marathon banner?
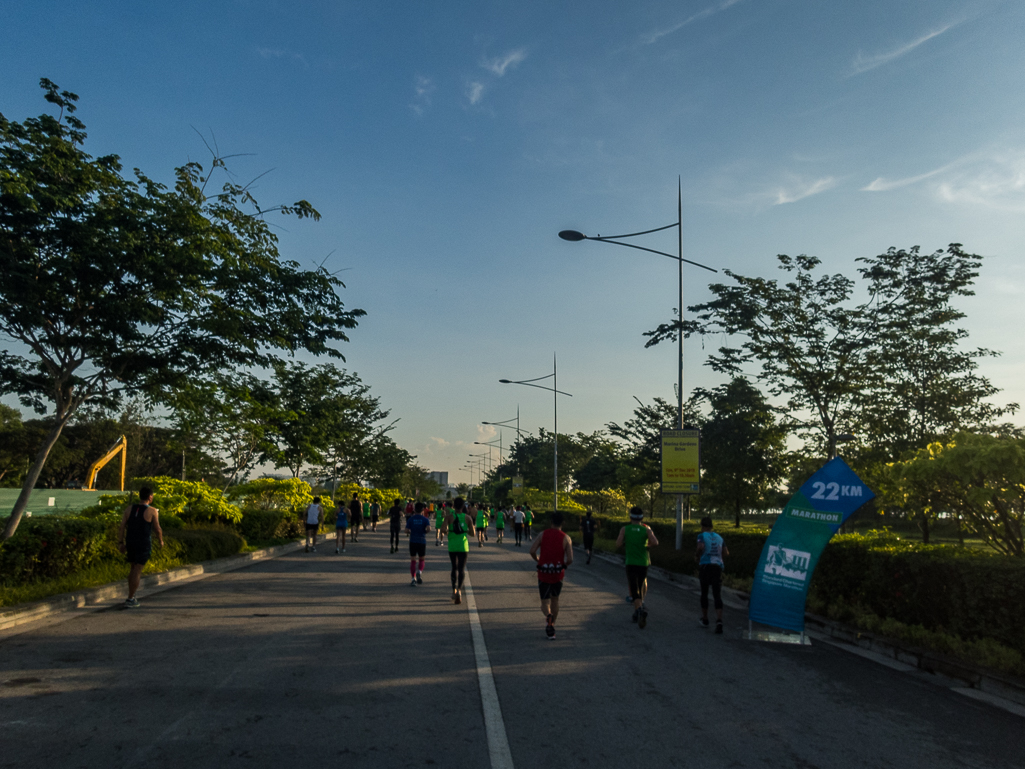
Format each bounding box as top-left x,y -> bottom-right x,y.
748,457 -> 874,633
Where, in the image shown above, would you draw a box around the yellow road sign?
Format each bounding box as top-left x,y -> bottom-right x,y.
660,429 -> 700,494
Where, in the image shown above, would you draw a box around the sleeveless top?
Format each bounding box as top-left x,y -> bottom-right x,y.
536,528 -> 568,583
448,512 -> 470,553
623,524 -> 651,567
125,504 -> 152,547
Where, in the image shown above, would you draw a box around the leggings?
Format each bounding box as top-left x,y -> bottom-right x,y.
514,523 -> 523,544
700,564 -> 723,610
390,527 -> 401,549
449,552 -> 468,588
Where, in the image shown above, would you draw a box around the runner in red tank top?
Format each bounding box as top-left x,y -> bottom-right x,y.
529,511 -> 574,640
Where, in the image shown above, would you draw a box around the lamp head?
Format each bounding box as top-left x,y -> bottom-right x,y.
498,379 -> 511,384
559,230 -> 586,241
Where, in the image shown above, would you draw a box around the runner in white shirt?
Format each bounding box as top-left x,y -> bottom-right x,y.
305,497 -> 324,552
512,506 -> 526,546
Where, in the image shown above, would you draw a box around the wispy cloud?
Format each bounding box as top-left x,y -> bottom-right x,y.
862,150 -> 1025,211
640,0 -> 743,46
849,23 -> 958,75
410,74 -> 435,115
482,48 -> 527,76
771,176 -> 837,205
862,163 -> 954,192
466,81 -> 485,105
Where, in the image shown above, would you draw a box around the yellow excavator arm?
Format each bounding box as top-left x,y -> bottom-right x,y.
85,435 -> 127,491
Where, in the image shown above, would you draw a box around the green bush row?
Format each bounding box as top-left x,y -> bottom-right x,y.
0,516 -> 109,586
559,511 -> 1025,658
235,509 -> 304,542
166,527 -> 246,563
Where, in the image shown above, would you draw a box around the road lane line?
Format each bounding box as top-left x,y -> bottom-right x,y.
463,574 -> 515,769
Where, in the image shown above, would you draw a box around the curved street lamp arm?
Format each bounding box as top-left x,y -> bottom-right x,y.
592,222 -> 679,240
501,379 -> 573,397
590,237 -> 718,273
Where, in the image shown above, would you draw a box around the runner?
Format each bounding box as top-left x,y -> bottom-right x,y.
580,510 -> 598,565
348,494 -> 362,542
474,502 -> 488,548
407,501 -> 431,586
117,486 -> 164,608
529,511 -> 573,639
370,500 -> 381,533
362,499 -> 371,532
523,504 -> 534,540
494,506 -> 506,544
512,505 -> 525,546
435,501 -> 447,547
696,516 -> 729,634
304,496 -> 324,552
615,506 -> 659,629
334,501 -> 348,553
444,497 -> 475,604
388,497 -> 404,553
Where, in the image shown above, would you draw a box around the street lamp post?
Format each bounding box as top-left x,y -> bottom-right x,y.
559,178 -> 716,549
474,438 -> 503,470
500,354 -> 572,512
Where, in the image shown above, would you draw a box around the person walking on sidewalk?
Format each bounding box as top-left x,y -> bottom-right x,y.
474,502 -> 488,548
494,506 -> 506,544
615,507 -> 659,629
117,486 -> 164,608
435,501 -> 447,547
580,511 -> 598,565
348,494 -> 362,543
529,511 -> 573,640
696,516 -> 729,634
512,505 -> 525,546
304,496 -> 324,552
388,498 -> 404,553
407,502 -> 431,586
334,503 -> 349,553
370,500 -> 382,533
444,497 -> 475,604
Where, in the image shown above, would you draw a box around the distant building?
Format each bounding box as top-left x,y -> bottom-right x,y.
427,471 -> 448,486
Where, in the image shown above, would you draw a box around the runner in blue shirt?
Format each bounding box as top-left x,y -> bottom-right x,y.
695,516 -> 729,634
334,503 -> 349,554
406,502 -> 432,586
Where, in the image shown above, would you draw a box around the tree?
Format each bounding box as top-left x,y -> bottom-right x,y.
883,433 -> 1025,554
0,80 -> 364,538
694,378 -> 787,527
856,245 -> 1016,460
0,404 -> 28,486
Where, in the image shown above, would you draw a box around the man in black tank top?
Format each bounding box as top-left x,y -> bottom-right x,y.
117,486 -> 164,608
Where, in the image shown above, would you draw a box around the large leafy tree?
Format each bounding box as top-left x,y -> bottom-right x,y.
0,80 -> 363,538
694,378 -> 787,527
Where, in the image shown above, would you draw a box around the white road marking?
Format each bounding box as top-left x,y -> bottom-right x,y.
463,574 -> 515,769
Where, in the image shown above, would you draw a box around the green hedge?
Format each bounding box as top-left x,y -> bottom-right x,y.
0,516 -> 109,586
237,509 -> 303,542
811,535 -> 1025,656
166,527 -> 246,563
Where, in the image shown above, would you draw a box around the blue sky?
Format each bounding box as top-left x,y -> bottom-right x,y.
3,0 -> 1024,482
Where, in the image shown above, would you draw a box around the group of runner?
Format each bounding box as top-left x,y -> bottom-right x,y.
117,487 -> 729,638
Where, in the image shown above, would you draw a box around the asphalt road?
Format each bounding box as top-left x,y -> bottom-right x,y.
1,526 -> 1022,769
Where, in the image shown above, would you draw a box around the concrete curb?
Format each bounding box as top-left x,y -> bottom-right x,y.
575,544 -> 1025,708
0,540 -> 303,634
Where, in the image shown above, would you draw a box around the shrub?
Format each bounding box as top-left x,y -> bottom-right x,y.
166,526 -> 245,562
0,515 -> 108,586
237,509 -> 302,542
133,477 -> 243,524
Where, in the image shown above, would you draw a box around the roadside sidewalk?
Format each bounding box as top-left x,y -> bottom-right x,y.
0,540 -> 303,638
575,543 -> 1025,716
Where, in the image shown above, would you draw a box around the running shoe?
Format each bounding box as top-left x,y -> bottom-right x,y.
699,617 -> 710,628
334,548 -> 339,554
311,546 -> 316,552
545,614 -> 555,638
411,578 -> 417,587
626,595 -> 634,603
631,609 -> 639,623
341,548 -> 346,553
715,622 -> 723,635
416,572 -> 423,585
455,592 -> 462,604
638,608 -> 648,630
124,597 -> 140,609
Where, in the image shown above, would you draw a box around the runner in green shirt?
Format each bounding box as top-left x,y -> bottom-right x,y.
474,502 -> 488,547
524,505 -> 534,540
493,506 -> 505,544
615,506 -> 659,629
435,502 -> 447,546
444,497 -> 476,604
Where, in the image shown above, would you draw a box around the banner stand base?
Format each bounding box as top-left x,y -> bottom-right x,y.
744,620 -> 812,645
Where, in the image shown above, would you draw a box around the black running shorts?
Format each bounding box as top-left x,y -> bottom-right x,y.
409,542 -> 426,558
538,580 -> 564,601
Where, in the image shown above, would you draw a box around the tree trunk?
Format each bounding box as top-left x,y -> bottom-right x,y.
735,500 -> 741,528
921,516 -> 930,544
2,418 -> 69,540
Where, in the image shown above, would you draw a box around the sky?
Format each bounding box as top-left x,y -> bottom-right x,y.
3,0 -> 1025,484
